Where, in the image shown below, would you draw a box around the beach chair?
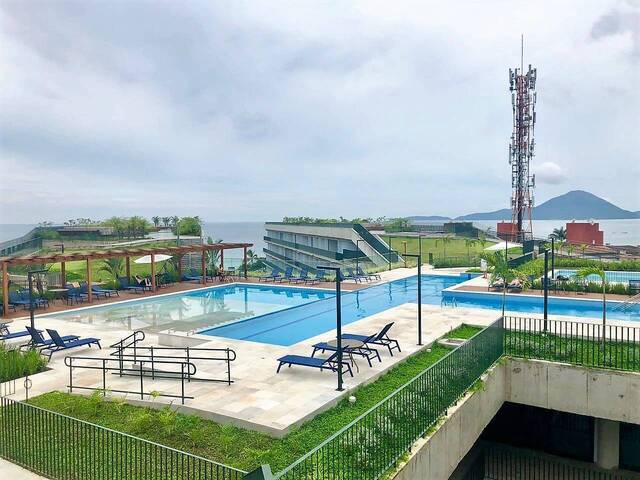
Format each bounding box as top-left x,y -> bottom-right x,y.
1,328 -> 37,342
258,268 -> 281,282
290,269 -> 309,284
506,279 -> 523,293
92,285 -> 119,297
21,326 -> 78,350
342,322 -> 401,356
311,341 -> 381,367
79,282 -> 108,300
305,269 -> 326,285
277,267 -> 295,283
42,329 -> 101,358
276,352 -> 353,377
118,277 -> 145,294
357,267 -> 381,281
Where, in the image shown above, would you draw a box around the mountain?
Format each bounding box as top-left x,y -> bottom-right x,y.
407,215 -> 452,221
413,191 -> 640,221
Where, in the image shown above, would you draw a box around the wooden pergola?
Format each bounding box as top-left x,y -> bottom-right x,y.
1,242 -> 253,318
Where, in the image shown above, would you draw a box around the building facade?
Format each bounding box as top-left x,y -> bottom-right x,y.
263,223 -> 398,272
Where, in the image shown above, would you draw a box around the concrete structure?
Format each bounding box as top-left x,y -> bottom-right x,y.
263,222 -> 398,272
391,358 -> 640,479
566,220 -> 604,245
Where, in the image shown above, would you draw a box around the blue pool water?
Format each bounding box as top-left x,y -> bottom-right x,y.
45,284 -> 334,333
203,275 -> 640,346
554,269 -> 640,283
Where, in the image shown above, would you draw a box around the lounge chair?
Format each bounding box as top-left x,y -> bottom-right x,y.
42,329 -> 101,358
79,282 -> 108,300
342,322 -> 401,356
134,276 -> 153,292
357,267 -> 380,281
92,285 -> 119,297
506,279 -> 523,292
276,352 -> 353,377
305,270 -> 326,285
65,284 -> 88,304
258,268 -> 281,282
290,269 -> 309,284
488,280 -> 505,291
343,268 -> 367,283
21,326 -> 78,350
182,269 -> 210,283
277,267 -> 295,283
9,291 -> 49,310
118,277 -> 145,294
311,341 -> 381,367
1,328 -> 38,342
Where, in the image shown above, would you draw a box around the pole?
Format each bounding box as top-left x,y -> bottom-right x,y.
543,248 -> 549,328
28,272 -> 35,331
388,237 -> 392,271
551,237 -> 555,279
318,265 -> 344,391
402,254 -> 422,345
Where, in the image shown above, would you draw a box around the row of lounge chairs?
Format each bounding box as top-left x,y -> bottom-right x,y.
259,267 -> 381,285
276,322 -> 401,377
0,326 -> 101,358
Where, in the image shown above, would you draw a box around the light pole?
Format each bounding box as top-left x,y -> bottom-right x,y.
317,265 -> 344,391
403,254 -> 423,345
388,236 -> 393,271
355,239 -> 364,275
551,237 -> 555,279
28,268 -> 49,331
543,247 -> 549,329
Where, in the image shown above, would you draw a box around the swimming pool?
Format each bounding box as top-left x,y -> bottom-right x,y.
554,269 -> 640,284
44,284 -> 334,333
203,274 -> 640,346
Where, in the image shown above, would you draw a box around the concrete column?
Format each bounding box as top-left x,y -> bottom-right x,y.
595,418 -> 620,470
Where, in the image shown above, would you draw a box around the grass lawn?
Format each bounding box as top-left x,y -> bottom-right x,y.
28,325 -> 481,473
379,235 -> 492,260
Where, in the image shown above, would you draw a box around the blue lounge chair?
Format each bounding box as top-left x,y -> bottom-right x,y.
42,329 -> 101,358
92,285 -> 119,297
118,277 -> 145,294
182,269 -> 210,283
305,269 -> 326,285
311,341 -> 381,367
342,322 -> 401,356
277,267 -> 295,283
9,291 -> 49,309
1,328 -> 39,342
276,352 -> 353,377
290,269 -> 309,284
258,268 -> 281,282
357,267 -> 380,281
79,282 -> 108,300
22,326 -> 78,350
65,284 -> 88,304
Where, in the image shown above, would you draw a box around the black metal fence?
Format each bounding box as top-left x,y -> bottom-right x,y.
464,443 -> 639,480
273,318 -> 505,479
0,396 -> 247,479
503,316 -> 640,372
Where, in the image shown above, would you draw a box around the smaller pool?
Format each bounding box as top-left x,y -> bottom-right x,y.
555,269 -> 640,284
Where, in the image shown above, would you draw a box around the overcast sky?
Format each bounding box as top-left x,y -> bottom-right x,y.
1,1 -> 639,224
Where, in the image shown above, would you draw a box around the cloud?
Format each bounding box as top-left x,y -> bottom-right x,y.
534,162 -> 568,185
590,9 -> 640,60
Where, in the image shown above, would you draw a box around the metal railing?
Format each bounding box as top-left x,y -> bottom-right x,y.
274,318 -> 504,479
503,316 -> 640,372
463,442 -> 639,480
0,396 -> 247,479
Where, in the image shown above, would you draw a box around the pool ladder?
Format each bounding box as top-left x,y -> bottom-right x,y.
441,297 -> 458,308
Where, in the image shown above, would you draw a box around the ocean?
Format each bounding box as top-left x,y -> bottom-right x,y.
1,219 -> 639,254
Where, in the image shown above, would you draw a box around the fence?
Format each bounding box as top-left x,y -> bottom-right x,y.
0,396 -> 247,480
463,442 -> 639,480
273,318 -> 504,480
503,316 -> 640,372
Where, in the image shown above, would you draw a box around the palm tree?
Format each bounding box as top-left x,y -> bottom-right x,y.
206,237 -> 223,271
245,249 -> 259,267
441,235 -> 453,259
477,232 -> 488,250
579,244 -> 589,258
566,243 -> 576,258
577,266 -> 607,346
152,216 -> 160,228
550,227 -> 567,242
464,238 -> 477,262
482,251 -> 519,316
99,258 -> 124,282
162,217 -> 171,227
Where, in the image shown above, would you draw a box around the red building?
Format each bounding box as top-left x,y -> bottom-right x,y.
566,221 -> 604,246
497,221 -> 518,241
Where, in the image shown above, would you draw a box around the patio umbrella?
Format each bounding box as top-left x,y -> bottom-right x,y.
134,254 -> 173,264
484,241 -> 522,251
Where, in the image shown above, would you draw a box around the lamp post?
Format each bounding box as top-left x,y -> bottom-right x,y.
403,254 -> 423,345
388,236 -> 393,271
27,268 -> 49,331
543,247 -> 549,329
317,265 -> 344,392
551,237 -> 555,279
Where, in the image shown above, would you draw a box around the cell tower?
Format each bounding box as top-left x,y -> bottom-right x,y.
508,37 -> 537,242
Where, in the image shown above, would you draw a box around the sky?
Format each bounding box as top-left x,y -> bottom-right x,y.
0,0 -> 639,224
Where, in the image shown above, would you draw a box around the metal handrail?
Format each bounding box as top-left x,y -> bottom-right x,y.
65,356 -> 197,404
109,329 -> 145,354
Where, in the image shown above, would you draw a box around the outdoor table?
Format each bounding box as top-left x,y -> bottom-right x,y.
326,338 -> 365,373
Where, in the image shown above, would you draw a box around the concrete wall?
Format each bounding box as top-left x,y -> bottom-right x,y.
392,359 -> 640,480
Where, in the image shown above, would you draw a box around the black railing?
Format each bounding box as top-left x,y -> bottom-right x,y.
503,316 -> 640,372
0,396 -> 247,479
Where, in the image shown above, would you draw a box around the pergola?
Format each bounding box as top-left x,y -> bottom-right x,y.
1,242 -> 253,318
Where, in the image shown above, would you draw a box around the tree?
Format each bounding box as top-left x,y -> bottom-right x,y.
478,232 -> 488,249
441,235 -> 453,259
99,258 -> 124,281
464,238 -> 477,260
162,217 -> 171,227
549,227 -> 567,242
206,237 -> 223,270
245,249 -> 259,267
577,266 -> 607,345
579,244 -> 589,258
171,216 -> 179,227
482,251 -> 520,316
176,217 -> 202,236
566,243 -> 576,258
152,216 -> 160,228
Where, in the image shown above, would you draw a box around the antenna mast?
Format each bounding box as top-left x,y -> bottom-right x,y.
508,36 -> 537,242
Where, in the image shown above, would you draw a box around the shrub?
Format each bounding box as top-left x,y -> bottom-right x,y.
0,344 -> 48,383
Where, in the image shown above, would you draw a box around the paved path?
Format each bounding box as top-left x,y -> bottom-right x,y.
0,459 -> 47,479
